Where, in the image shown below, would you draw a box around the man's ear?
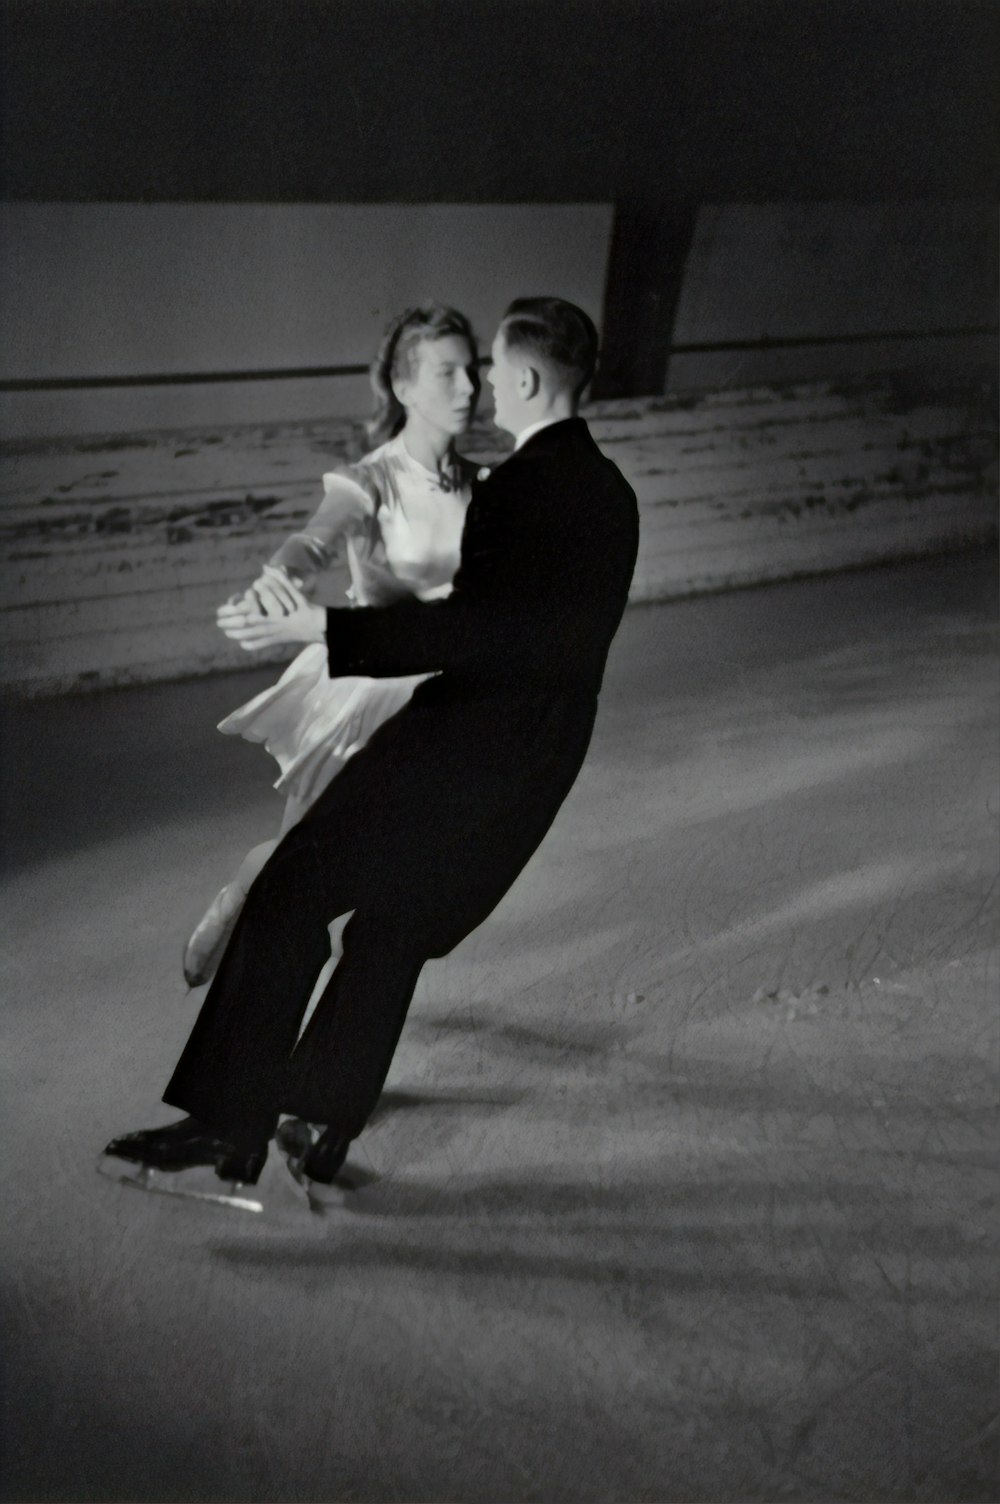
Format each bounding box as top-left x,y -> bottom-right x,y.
518,364 -> 541,400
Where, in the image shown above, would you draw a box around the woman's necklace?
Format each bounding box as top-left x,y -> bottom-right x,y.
433,460 -> 458,493
400,433 -> 457,492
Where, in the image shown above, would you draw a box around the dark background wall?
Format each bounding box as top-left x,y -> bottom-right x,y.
666,201 -> 997,388
2,0 -> 997,203
2,0 -> 996,414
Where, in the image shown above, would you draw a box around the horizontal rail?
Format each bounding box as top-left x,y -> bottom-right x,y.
668,325 -> 998,355
1,326 -> 996,393
0,362 -> 372,392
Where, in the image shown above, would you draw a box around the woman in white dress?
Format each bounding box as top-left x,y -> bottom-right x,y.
183,303 -> 485,985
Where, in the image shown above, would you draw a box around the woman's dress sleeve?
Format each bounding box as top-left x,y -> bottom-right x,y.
268,469 -> 378,587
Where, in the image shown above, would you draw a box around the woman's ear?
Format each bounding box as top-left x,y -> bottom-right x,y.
390,374 -> 410,409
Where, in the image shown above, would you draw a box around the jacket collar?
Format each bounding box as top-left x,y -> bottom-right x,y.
511,416 -> 589,455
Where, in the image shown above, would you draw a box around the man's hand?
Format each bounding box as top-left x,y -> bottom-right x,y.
217,566 -> 327,651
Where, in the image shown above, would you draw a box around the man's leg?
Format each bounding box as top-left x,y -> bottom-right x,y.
281,911 -> 428,1140
163,834 -> 351,1146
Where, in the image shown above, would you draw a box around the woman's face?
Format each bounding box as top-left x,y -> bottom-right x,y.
395,334 -> 478,436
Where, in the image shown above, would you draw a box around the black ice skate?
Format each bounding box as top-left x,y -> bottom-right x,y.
275,1117 -> 363,1214
98,1116 -> 267,1213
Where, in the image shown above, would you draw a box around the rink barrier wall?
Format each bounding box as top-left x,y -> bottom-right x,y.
1,375 -> 996,697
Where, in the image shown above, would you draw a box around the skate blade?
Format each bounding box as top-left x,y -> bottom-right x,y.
96,1155 -> 263,1213
282,1158 -> 374,1215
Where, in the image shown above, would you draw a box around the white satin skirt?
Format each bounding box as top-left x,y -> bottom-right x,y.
218,642 -> 430,807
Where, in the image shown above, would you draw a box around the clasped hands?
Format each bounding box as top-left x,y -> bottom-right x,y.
217,565 -> 327,651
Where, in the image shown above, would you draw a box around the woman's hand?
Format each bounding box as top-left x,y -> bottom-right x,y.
247,563 -> 310,602
217,566 -> 327,651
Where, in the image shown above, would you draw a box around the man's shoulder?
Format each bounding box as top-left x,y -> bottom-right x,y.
505,420 -> 633,489
480,438 -> 636,547
511,417 -> 616,470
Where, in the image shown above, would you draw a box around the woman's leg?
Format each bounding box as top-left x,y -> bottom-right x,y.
183,788 -> 311,988
183,837 -> 279,987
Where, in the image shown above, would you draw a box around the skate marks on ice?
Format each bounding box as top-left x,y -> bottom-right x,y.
367,1085 -> 523,1126
200,949 -> 996,1501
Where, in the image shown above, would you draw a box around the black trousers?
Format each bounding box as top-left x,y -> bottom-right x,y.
163,830 -> 428,1147
162,686 -> 596,1150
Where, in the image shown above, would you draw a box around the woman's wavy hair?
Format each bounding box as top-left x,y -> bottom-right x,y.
366,303 -> 479,447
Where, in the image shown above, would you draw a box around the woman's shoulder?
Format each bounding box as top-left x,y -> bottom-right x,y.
353,437 -> 397,470
345,440 -> 410,506
321,450 -> 391,508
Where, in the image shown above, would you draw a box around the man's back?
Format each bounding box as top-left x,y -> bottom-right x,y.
469,416 -> 639,694
328,417 -> 639,705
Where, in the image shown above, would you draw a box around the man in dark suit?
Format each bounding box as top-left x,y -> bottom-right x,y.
104,298 -> 639,1197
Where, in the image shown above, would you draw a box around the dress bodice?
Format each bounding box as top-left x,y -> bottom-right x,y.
270,434 -> 477,607
348,436 -> 472,604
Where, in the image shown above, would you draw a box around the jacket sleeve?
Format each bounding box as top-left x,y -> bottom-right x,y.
268,471 -> 375,586
324,477 -> 543,680
324,475 -> 629,684
325,589 -> 528,680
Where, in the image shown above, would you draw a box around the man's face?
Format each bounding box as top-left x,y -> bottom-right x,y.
396,334 -> 478,437
487,330 -> 523,437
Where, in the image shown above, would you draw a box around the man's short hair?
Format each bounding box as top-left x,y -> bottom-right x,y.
499,297 -> 599,400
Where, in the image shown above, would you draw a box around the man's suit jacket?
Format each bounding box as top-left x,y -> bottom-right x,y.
298,417 -> 639,954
